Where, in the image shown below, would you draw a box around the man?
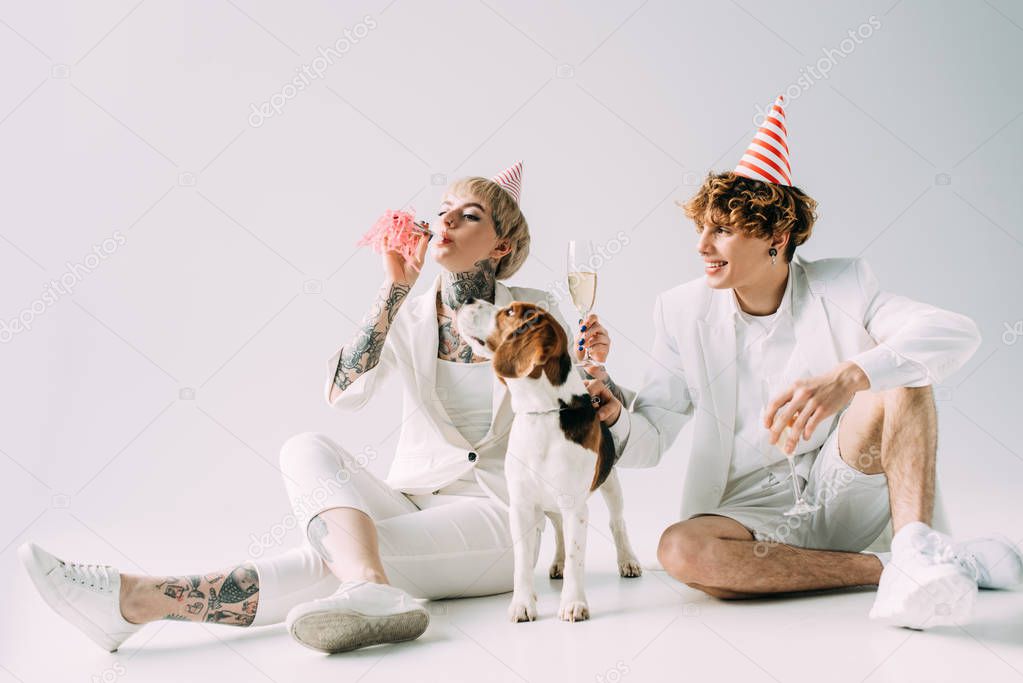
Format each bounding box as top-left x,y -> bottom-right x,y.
586,95 -> 1022,629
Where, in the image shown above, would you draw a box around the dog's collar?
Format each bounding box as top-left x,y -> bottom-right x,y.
515,396 -> 601,416
516,406 -> 568,416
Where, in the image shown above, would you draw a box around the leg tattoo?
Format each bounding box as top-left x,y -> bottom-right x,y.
147,565 -> 259,626
308,515 -> 334,563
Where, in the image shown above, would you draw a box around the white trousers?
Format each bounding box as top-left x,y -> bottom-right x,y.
251,432 -> 537,626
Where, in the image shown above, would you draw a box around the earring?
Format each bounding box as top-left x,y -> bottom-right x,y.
769,247 -> 778,265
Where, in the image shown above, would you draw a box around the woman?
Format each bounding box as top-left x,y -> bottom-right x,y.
19,162 -> 615,654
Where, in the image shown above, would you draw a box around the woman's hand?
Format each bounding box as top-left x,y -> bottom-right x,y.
383,232 -> 430,287
575,313 -> 611,366
763,362 -> 871,454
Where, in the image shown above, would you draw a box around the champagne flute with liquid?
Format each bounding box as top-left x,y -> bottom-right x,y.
567,240 -> 601,368
763,375 -> 820,516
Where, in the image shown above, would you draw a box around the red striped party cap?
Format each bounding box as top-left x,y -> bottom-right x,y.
734,95 -> 792,186
491,161 -> 523,203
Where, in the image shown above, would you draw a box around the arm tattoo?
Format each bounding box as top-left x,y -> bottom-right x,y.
332,281 -> 410,393
307,515 -> 333,563
153,564 -> 259,626
382,283 -> 409,324
582,368 -> 627,406
603,374 -> 627,406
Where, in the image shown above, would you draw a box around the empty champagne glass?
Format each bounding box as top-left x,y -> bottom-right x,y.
763,374 -> 820,516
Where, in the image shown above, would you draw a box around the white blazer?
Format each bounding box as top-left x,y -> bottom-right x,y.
616,255 -> 982,527
324,275 -> 571,508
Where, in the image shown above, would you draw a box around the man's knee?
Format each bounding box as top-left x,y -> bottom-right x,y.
866,385 -> 936,426
840,386 -> 936,473
657,524 -> 717,585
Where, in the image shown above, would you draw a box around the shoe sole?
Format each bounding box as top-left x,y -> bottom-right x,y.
289,608 -> 429,654
874,566 -> 977,630
17,543 -> 123,652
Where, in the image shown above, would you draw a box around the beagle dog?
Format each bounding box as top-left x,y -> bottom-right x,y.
456,299 -> 641,623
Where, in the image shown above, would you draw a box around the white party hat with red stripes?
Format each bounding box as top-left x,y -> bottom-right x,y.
734,95 -> 792,186
491,161 -> 523,203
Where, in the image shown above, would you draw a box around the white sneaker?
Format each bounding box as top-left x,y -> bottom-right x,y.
286,580 -> 429,654
951,535 -> 1023,589
18,542 -> 141,652
869,523 -> 977,630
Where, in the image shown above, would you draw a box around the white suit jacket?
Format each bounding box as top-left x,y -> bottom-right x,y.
615,255 -> 982,524
324,275 -> 571,508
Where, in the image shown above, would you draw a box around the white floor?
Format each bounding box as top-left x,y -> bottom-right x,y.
3,531 -> 1023,683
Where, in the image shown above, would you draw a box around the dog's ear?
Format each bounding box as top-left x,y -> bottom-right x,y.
493,337 -> 544,379
540,319 -> 571,386
492,311 -> 549,379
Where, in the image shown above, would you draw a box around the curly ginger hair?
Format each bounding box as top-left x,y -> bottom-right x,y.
681,172 -> 818,262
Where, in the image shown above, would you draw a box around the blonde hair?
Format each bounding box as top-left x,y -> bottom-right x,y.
448,176 -> 530,279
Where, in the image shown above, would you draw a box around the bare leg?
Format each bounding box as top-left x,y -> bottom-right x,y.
879,387 -> 936,531
118,510 -> 390,627
658,515 -> 882,597
307,507 -> 390,585
119,563 -> 259,626
660,386 -> 938,597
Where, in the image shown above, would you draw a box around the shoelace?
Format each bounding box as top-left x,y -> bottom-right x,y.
914,532 -> 979,581
62,561 -> 115,592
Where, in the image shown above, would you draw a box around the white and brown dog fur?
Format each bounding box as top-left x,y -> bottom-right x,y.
456,299 -> 641,622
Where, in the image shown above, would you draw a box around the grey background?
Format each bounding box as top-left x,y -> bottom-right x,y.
1,0 -> 1021,676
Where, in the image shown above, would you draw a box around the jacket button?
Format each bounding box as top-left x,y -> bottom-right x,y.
468,451 -> 478,462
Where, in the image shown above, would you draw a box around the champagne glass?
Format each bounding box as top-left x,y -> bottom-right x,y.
763,374 -> 820,516
567,241 -> 601,368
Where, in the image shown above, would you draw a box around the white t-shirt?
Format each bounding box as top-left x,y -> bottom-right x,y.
433,358 -> 495,495
723,305 -> 799,501
435,358 -> 494,445
720,272 -> 827,505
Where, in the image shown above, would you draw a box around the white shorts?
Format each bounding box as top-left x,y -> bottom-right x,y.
251,432 -> 537,626
693,411 -> 891,553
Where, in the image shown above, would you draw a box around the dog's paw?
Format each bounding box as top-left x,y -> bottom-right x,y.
548,560 -> 564,579
618,556 -> 643,578
508,596 -> 537,623
557,599 -> 589,622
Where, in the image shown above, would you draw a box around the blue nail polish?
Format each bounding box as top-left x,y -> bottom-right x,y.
581,325 -> 587,331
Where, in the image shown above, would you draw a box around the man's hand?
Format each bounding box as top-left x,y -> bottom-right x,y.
763,361 -> 871,454
584,378 -> 622,425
